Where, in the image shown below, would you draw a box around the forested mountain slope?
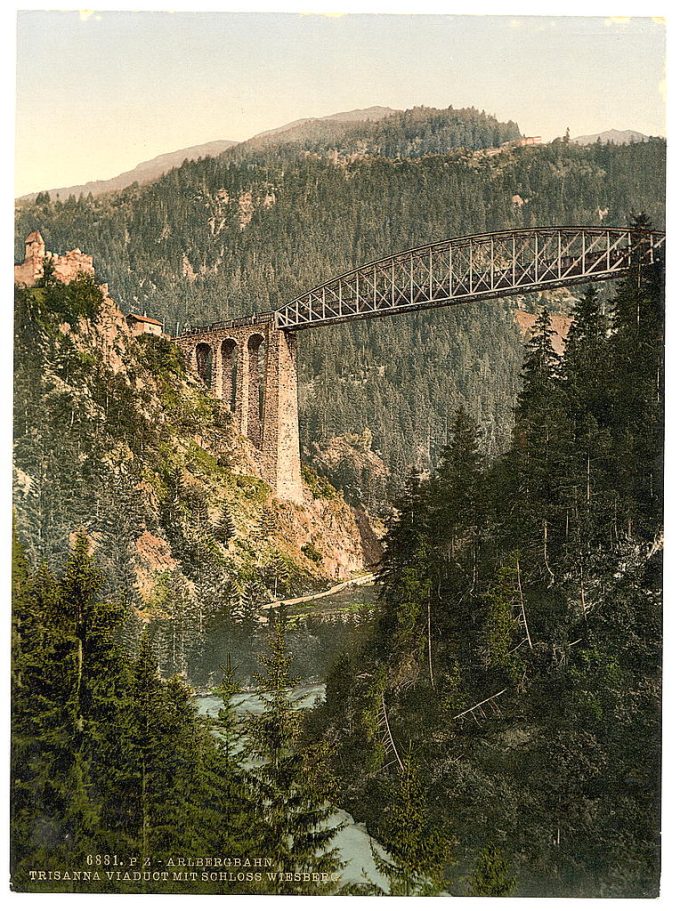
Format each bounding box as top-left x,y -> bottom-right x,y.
13,275 -> 379,676
306,245 -> 664,896
15,108 -> 666,505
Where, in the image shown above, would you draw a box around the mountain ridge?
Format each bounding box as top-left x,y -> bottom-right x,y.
18,139 -> 239,203
17,106 -> 400,203
572,128 -> 653,145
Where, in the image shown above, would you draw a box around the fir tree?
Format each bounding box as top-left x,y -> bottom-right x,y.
125,628 -> 175,860
247,612 -> 343,894
371,756 -> 451,896
378,469 -> 433,663
468,844 -> 516,896
429,406 -> 483,563
503,306 -> 572,573
214,502 -> 236,547
11,533 -> 74,884
202,659 -> 263,864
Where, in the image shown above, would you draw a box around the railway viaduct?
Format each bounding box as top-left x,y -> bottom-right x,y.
174,226 -> 665,504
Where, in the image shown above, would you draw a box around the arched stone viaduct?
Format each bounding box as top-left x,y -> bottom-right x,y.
175,314 -> 303,502
174,226 -> 665,505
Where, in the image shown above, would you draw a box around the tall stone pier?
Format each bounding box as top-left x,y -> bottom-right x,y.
175,315 -> 304,504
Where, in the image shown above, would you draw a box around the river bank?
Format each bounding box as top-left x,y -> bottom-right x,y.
256,572 -> 377,622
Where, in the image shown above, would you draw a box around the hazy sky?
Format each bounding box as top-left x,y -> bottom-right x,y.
14,10 -> 665,197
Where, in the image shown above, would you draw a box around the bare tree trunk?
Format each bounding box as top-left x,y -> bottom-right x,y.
543,518 -> 555,585
381,694 -> 404,771
452,688 -> 508,721
427,597 -> 434,689
516,557 -> 533,650
578,559 -> 588,616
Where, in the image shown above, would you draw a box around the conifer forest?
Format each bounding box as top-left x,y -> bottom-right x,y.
12,105 -> 665,896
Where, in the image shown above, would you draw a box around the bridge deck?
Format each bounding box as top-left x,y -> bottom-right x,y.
177,226 -> 665,337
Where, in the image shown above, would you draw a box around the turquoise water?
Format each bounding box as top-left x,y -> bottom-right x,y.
152,583 -> 378,689
195,680 -> 390,892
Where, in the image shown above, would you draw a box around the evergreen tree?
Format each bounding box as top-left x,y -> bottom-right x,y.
608,214 -> 664,535
57,532 -> 134,854
503,306 -> 571,573
378,469 -> 432,662
202,659 -> 263,863
371,756 -> 450,896
468,844 -> 516,896
125,628 -> 175,860
247,612 -> 343,893
429,406 -> 483,563
214,502 -> 236,547
11,533 -> 75,883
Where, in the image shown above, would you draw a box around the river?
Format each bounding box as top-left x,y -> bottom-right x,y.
196,681 -> 390,892
185,580 -> 390,892
152,577 -> 379,689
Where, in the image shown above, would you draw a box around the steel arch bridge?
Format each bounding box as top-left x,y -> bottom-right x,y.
274,226 -> 665,330
175,225 -> 665,503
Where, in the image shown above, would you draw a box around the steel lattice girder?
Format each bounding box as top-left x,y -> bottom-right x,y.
273,227 -> 665,331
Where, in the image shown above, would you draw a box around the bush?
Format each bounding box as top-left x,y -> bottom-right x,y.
39,272 -> 104,324
302,541 -> 323,564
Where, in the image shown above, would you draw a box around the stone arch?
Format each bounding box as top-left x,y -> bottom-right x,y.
247,332 -> 267,448
220,337 -> 238,411
195,342 -> 213,388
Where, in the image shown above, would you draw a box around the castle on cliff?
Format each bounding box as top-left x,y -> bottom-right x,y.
14,231 -> 164,337
14,231 -> 95,287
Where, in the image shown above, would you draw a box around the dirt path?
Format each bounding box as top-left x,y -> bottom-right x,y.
257,572 -> 377,621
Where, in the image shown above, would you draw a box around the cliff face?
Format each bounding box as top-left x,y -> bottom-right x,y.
13,274 -> 380,627
515,308 -> 573,356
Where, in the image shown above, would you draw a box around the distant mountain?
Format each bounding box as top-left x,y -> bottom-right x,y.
252,105 -> 398,140
233,105 -> 520,159
18,139 -> 239,202
230,106 -> 400,154
572,129 -> 652,146
18,108 -> 397,203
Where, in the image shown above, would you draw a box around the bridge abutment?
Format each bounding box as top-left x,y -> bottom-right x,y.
175,317 -> 304,505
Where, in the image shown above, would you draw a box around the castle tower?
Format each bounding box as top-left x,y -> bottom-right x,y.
25,230 -> 45,262
14,231 -> 46,286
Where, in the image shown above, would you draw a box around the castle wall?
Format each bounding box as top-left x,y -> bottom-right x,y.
14,235 -> 94,288
50,249 -> 95,284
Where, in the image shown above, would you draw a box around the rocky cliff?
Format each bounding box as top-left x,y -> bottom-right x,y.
13,270 -> 381,631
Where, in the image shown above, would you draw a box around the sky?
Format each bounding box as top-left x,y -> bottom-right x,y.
12,6 -> 666,197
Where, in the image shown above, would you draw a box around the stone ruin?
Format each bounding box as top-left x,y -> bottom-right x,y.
14,231 -> 95,288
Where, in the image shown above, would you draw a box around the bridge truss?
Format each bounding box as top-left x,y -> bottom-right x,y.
274,227 -> 665,331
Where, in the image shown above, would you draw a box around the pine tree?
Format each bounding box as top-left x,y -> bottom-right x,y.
480,554 -> 526,682
429,406 -> 483,563
378,469 -> 432,663
468,844 -> 516,896
11,533 -> 75,884
202,659 -> 263,865
214,502 -> 236,547
371,756 -> 450,895
503,306 -> 572,573
56,532 -> 134,856
607,214 -> 664,535
125,628 -> 175,860
160,674 -> 216,860
561,285 -> 610,425
247,612 -> 343,893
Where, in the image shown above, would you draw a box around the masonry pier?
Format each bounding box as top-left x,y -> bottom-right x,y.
175,315 -> 304,505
